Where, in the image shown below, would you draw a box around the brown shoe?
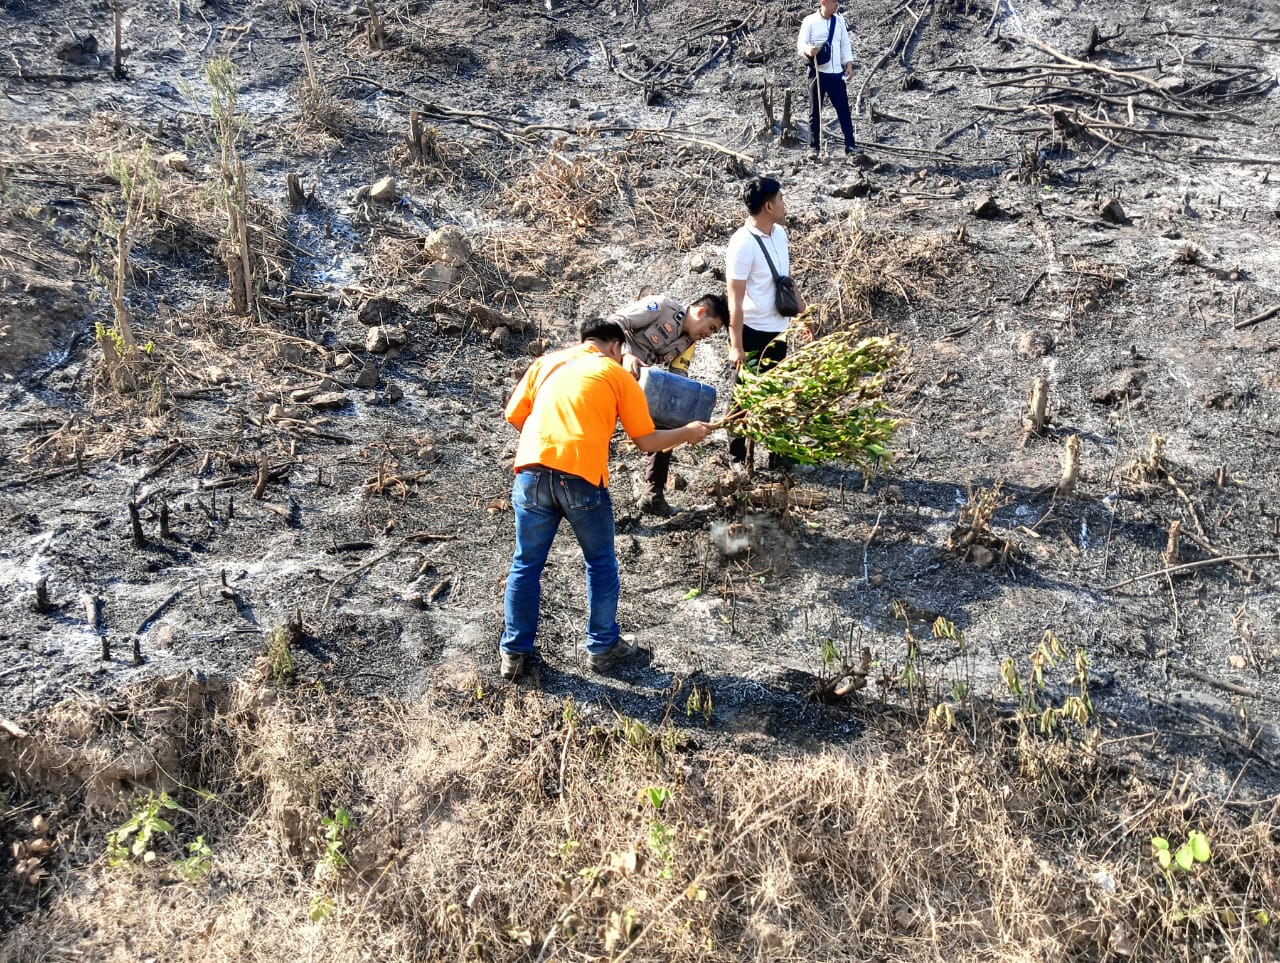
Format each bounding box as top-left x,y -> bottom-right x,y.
500,650 -> 527,681
638,493 -> 676,517
588,637 -> 642,674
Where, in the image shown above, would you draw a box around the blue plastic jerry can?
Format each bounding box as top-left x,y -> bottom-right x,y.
637,367 -> 717,428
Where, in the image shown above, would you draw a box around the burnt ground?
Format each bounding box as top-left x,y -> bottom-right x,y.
1,0 -> 1279,801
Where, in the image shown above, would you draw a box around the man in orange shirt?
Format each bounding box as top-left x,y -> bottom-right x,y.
500,318 -> 712,681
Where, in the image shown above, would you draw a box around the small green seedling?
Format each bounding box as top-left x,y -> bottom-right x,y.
642,787 -> 675,879
179,835 -> 214,880
320,808 -> 353,870
1152,830 -> 1212,872
107,792 -> 180,867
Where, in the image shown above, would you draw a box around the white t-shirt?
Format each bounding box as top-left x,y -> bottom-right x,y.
797,11 -> 854,75
725,221 -> 791,334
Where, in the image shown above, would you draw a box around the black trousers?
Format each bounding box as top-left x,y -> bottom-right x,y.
643,449 -> 671,495
728,326 -> 788,464
808,70 -> 855,152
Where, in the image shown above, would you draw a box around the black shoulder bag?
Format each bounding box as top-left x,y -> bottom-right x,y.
752,234 -> 801,317
814,13 -> 837,67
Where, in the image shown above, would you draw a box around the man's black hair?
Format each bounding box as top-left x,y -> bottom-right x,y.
580,317 -> 626,344
744,177 -> 782,216
692,293 -> 729,324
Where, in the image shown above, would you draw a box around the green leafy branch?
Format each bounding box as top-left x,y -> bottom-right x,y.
724,328 -> 903,467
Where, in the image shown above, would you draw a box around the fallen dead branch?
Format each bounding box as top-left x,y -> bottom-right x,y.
1104,553 -> 1280,591
318,532 -> 459,611
1160,667 -> 1280,709
1234,304 -> 1279,330
342,73 -> 753,163
855,25 -> 904,114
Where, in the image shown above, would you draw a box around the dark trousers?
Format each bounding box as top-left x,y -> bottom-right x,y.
728,326 -> 788,464
644,449 -> 671,495
808,70 -> 855,152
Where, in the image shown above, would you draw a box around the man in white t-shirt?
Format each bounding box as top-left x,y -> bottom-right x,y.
797,0 -> 856,159
724,176 -> 807,464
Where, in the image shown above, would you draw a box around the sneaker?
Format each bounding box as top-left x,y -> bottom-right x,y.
638,493 -> 676,517
499,649 -> 527,681
587,636 -> 642,674
808,150 -> 820,162
845,144 -> 858,155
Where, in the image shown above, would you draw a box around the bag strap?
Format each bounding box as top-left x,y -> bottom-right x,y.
751,233 -> 782,279
825,13 -> 837,51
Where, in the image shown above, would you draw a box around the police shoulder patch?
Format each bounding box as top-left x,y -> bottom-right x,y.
646,301 -> 660,312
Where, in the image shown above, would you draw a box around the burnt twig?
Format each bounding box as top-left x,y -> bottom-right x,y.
1104,553 -> 1279,590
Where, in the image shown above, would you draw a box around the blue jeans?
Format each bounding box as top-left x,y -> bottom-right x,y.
499,467 -> 621,657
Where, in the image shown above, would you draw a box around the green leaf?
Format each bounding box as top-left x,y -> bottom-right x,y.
1157,849 -> 1172,870
1151,836 -> 1169,851
680,588 -> 701,601
1188,831 -> 1211,863
645,787 -> 671,810
1174,845 -> 1194,872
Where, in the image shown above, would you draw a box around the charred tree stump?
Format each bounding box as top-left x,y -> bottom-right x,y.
287,606 -> 305,646
128,501 -> 147,549
1057,435 -> 1080,497
1084,24 -> 1101,57
408,110 -> 425,162
112,1 -> 126,80
780,90 -> 794,144
84,594 -> 106,658
159,502 -> 171,540
365,0 -> 386,50
252,455 -> 270,500
286,172 -> 306,208
1023,376 -> 1049,437
1082,23 -> 1123,58
34,577 -> 52,614
1164,519 -> 1182,565
131,635 -> 143,666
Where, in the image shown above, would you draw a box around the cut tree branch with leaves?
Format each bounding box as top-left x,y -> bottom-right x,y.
722,323 -> 904,467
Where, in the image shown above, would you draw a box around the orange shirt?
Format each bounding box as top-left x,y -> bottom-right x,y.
505,343 -> 656,487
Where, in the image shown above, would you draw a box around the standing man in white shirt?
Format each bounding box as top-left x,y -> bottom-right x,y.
797,0 -> 857,160
724,177 -> 807,465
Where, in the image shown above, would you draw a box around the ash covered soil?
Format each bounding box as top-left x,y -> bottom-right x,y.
2,0 -> 1279,789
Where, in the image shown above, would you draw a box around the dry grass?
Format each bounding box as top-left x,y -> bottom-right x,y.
1,672 -> 1276,962
792,206 -> 961,335
506,149 -> 615,240
504,144 -> 739,249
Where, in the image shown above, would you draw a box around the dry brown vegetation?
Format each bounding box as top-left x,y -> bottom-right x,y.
2,668 -> 1277,962
791,209 -> 961,334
